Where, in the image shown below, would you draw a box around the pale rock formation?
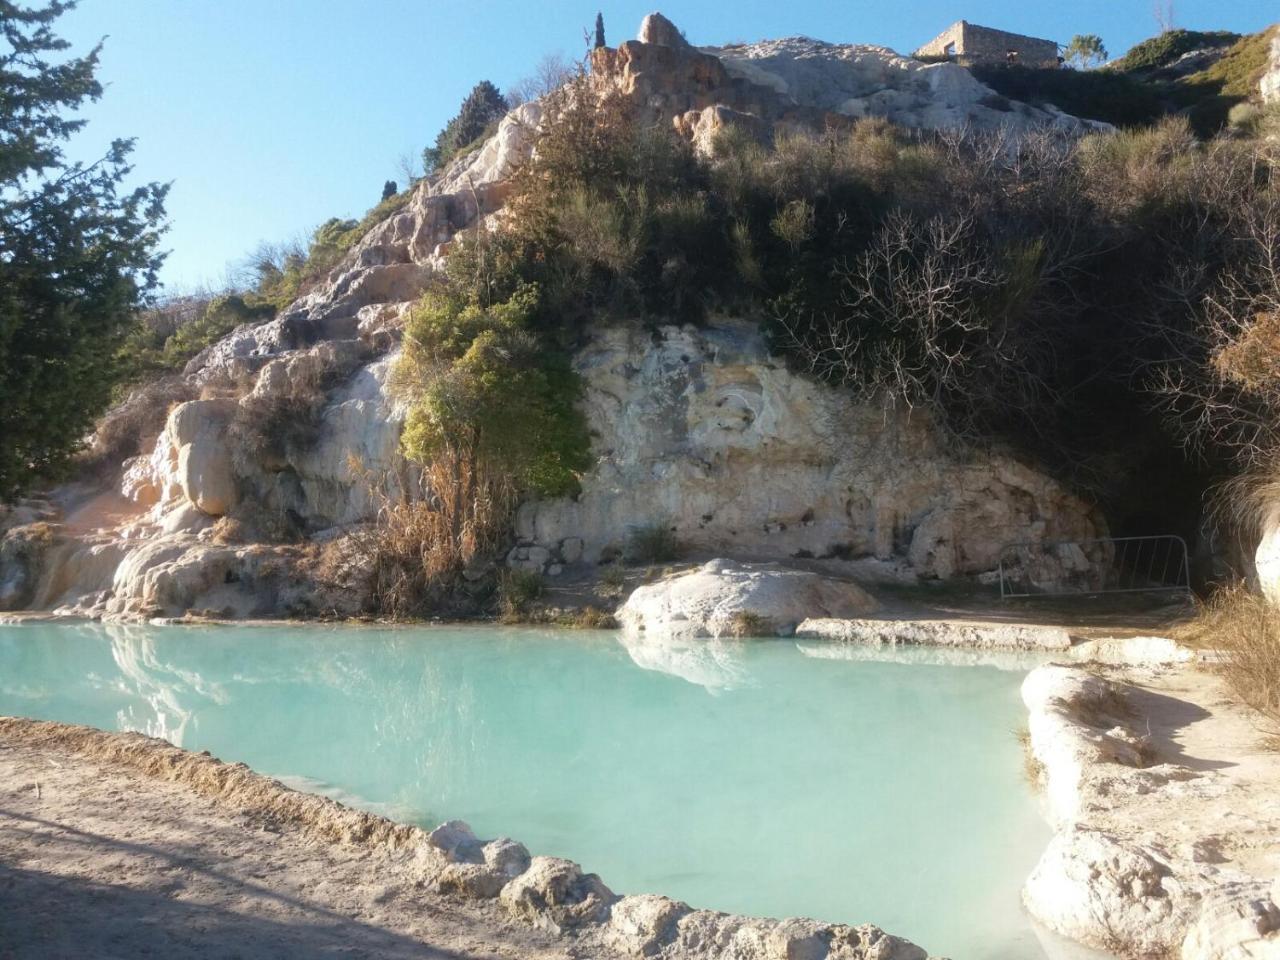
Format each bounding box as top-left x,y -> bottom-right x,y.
160,399 -> 238,517
1020,664 -> 1280,958
515,322 -> 1103,578
1261,32 -> 1280,105
795,617 -> 1073,650
638,12 -> 690,49
499,856 -> 616,934
1256,512 -> 1280,604
1066,634 -> 1197,666
706,38 -> 1110,136
617,559 -> 879,638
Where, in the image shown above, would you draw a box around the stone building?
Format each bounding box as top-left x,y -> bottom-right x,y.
915,21 -> 1060,68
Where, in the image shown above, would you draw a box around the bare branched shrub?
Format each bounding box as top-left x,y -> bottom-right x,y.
508,52 -> 575,107
1153,192 -> 1280,473
776,211 -> 1000,418
84,376 -> 196,474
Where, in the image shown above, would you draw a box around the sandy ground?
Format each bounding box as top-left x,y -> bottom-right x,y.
0,732 -> 614,960
1107,662 -> 1280,881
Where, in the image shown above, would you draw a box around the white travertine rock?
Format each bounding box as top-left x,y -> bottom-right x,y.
618,559 -> 878,638
166,399 -> 238,517
1261,32 -> 1280,105
795,617 -> 1072,650
498,856 -> 615,934
1066,634 -> 1196,666
1021,663 -> 1280,959
516,322 -> 1103,577
703,37 -> 1112,136
1255,511 -> 1280,604
638,12 -> 690,49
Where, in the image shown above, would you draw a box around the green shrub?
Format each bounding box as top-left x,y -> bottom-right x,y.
624,523 -> 680,564
969,64 -> 1165,127
397,282 -> 591,499
499,568 -> 545,618
117,293 -> 275,388
1110,29 -> 1239,74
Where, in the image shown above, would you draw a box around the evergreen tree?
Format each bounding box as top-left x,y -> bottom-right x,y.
381,179 -> 397,201
422,80 -> 509,174
0,0 -> 167,497
594,12 -> 606,49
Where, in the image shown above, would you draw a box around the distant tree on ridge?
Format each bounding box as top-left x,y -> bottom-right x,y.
1064,34 -> 1109,69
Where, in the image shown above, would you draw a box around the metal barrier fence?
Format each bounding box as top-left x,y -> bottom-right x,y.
997,535 -> 1192,600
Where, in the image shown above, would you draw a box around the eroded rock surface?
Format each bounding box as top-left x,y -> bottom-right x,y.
516,323 -> 1103,579
617,559 -> 879,638
1020,663 -> 1280,958
1261,31 -> 1280,105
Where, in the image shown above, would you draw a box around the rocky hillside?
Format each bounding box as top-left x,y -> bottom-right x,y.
0,12 -> 1210,623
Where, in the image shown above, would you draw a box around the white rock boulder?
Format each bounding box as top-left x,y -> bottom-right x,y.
165,399 -> 238,517
618,559 -> 878,638
1261,32 -> 1280,105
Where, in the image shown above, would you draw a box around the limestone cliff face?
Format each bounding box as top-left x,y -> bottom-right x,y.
1263,31 -> 1280,105
0,14 -> 1109,621
512,322 -> 1101,579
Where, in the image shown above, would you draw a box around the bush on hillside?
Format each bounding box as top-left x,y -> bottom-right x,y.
970,64 -> 1165,127
118,293 -> 275,386
1110,29 -> 1240,74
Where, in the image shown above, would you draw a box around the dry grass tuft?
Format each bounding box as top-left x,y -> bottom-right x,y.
346,455 -> 510,619
557,606 -> 617,629
726,611 -> 771,638
1177,582 -> 1280,732
498,569 -> 544,622
1075,681 -> 1136,727
1015,726 -> 1045,788
596,563 -> 627,599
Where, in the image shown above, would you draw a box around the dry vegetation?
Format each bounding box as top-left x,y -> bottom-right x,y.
1179,583 -> 1280,733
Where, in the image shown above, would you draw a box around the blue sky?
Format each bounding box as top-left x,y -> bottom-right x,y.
59,0 -> 1274,292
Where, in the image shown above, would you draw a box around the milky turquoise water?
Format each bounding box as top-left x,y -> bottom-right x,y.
0,621 -> 1078,959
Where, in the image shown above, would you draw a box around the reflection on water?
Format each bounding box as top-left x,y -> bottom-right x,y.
0,620 -> 1059,960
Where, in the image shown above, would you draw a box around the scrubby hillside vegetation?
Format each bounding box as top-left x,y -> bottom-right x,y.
974,25 -> 1280,136
382,75 -> 1280,608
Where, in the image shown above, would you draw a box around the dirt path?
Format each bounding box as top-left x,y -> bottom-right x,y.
0,731 -> 606,960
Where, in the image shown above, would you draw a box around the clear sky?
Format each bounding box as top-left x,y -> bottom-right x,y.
58,0 -> 1274,292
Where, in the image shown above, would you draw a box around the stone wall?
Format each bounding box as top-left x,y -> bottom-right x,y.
915,21 -> 1059,68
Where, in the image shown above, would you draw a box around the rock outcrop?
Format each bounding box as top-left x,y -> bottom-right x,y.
1261,31 -> 1280,105
514,322 -> 1103,579
1020,664 -> 1280,958
617,559 -> 879,638
0,13 -> 1110,621
590,17 -> 1109,156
